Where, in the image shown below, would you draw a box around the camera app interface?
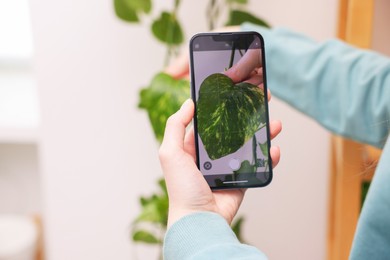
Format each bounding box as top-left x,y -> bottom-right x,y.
191,33 -> 272,188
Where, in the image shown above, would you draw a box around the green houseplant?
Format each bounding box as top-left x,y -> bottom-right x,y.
113,0 -> 270,255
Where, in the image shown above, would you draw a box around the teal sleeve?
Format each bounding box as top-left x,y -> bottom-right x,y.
350,138 -> 390,259
163,212 -> 267,260
242,23 -> 390,149
241,23 -> 390,259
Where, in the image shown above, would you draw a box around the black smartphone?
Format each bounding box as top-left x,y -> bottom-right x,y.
189,31 -> 272,189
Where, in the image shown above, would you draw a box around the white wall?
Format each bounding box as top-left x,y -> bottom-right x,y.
30,0 -> 338,259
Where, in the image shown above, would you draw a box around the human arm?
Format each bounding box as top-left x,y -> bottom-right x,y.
234,24 -> 390,258
242,23 -> 390,149
164,212 -> 268,259
350,137 -> 390,258
160,99 -> 281,259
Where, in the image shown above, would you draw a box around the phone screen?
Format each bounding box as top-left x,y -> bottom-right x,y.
190,32 -> 272,189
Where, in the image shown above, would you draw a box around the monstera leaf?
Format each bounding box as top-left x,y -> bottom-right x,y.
197,73 -> 265,160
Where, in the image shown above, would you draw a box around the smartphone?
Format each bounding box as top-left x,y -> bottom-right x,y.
189,32 -> 272,189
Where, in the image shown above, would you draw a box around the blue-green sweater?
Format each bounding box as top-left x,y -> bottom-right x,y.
163,24 -> 390,259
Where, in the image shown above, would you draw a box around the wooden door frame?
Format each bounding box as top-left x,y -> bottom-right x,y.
327,1 -> 375,259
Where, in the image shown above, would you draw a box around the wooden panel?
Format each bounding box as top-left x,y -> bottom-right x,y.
328,137 -> 364,260
328,1 -> 376,259
344,0 -> 375,46
337,0 -> 349,39
33,215 -> 45,260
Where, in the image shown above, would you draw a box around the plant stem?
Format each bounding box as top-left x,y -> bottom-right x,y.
174,0 -> 181,9
256,123 -> 266,132
228,41 -> 236,68
207,0 -> 217,30
252,134 -> 257,166
164,45 -> 172,67
164,0 -> 182,67
227,0 -> 233,15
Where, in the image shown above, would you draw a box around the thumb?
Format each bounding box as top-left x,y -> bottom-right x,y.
161,99 -> 194,152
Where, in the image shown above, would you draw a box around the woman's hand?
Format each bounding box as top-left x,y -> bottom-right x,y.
161,30 -> 281,228
159,99 -> 282,228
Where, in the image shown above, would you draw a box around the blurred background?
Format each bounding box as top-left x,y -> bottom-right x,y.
0,0 -> 389,259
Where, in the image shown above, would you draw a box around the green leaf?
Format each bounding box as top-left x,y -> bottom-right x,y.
259,141 -> 268,157
135,179 -> 169,226
233,160 -> 256,174
139,72 -> 190,142
158,178 -> 168,196
231,216 -> 245,242
226,10 -> 271,28
197,73 -> 265,160
114,0 -> 139,22
151,12 -> 184,45
136,195 -> 168,225
132,230 -> 161,244
125,0 -> 152,14
139,196 -> 148,206
113,0 -> 151,22
227,0 -> 248,4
